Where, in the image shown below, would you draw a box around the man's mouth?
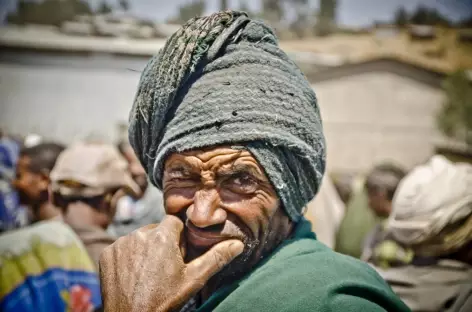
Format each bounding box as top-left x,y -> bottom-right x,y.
185,222 -> 234,249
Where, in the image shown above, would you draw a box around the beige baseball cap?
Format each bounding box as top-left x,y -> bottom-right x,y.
50,142 -> 141,198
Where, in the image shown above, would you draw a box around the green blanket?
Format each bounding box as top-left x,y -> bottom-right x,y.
197,218 -> 410,312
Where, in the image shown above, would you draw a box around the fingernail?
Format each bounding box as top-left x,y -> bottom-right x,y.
230,241 -> 244,255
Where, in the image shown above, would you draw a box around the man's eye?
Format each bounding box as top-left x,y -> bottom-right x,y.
168,172 -> 199,185
168,169 -> 191,180
232,175 -> 250,185
171,175 -> 195,182
226,174 -> 257,193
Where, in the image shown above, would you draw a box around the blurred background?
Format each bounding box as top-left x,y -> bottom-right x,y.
1,0 -> 472,173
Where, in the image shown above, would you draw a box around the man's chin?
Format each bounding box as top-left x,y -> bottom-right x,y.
212,248 -> 258,284
186,240 -> 259,282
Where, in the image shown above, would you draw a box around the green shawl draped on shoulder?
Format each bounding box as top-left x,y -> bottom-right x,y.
196,218 -> 410,312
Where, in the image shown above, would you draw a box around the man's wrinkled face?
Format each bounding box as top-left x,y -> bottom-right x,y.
163,146 -> 292,278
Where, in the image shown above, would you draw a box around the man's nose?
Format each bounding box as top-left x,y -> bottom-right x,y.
186,188 -> 227,228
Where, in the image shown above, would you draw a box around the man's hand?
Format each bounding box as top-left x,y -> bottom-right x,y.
99,215 -> 244,312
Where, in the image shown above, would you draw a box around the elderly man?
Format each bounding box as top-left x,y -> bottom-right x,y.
99,11 -> 409,312
370,156 -> 472,312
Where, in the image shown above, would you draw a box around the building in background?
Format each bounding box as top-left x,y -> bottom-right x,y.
309,58 -> 446,173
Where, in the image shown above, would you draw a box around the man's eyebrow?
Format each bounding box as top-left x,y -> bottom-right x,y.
218,163 -> 265,180
166,162 -> 195,174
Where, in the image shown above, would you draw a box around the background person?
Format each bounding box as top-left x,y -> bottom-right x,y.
50,142 -> 141,268
13,142 -> 65,223
371,156 -> 472,312
361,163 -> 406,262
107,141 -> 165,237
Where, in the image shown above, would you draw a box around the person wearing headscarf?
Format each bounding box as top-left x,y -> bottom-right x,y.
370,156 -> 472,312
50,142 -> 141,269
99,11 -> 409,312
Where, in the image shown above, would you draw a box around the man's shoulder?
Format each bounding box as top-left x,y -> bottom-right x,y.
256,237 -> 387,287
214,238 -> 409,312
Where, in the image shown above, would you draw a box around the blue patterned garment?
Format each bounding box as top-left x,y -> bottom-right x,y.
0,221 -> 102,312
0,138 -> 27,232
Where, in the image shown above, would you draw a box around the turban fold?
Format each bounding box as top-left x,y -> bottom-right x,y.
128,11 -> 325,221
388,156 -> 472,256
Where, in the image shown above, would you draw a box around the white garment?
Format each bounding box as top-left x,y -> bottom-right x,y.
388,155 -> 472,246
305,175 -> 346,249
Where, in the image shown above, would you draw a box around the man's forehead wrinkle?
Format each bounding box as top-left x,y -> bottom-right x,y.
204,153 -> 243,172
167,149 -> 261,176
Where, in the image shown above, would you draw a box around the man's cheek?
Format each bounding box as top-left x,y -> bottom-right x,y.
164,195 -> 193,215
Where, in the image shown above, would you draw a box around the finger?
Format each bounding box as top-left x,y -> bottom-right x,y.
135,223 -> 159,233
187,239 -> 244,280
160,214 -> 184,232
157,215 -> 185,241
179,231 -> 187,259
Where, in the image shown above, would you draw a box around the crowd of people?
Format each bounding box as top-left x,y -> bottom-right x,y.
0,135 -> 165,311
1,10 -> 471,312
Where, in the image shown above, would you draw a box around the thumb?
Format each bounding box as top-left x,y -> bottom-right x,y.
188,240 -> 244,281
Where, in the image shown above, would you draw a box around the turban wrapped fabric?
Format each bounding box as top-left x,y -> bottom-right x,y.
128,11 -> 325,221
388,155 -> 472,256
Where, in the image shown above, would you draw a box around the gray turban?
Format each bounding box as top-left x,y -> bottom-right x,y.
129,11 -> 325,221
